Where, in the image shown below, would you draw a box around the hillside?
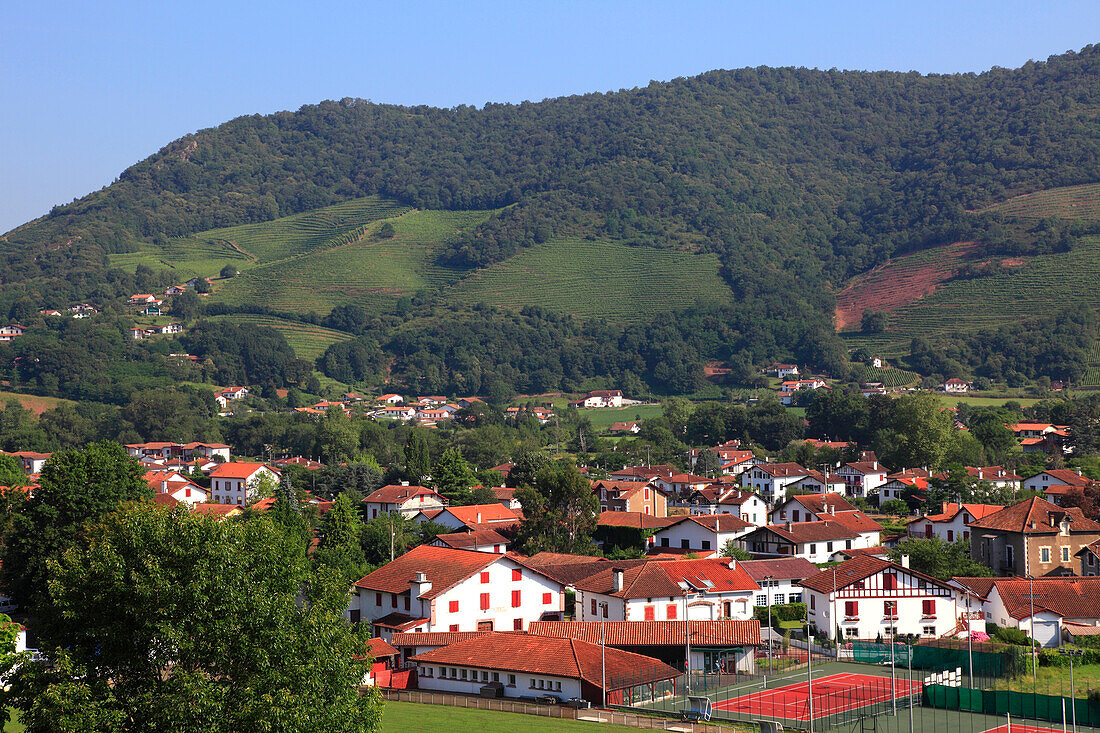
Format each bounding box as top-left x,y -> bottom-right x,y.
4,46 -> 1100,393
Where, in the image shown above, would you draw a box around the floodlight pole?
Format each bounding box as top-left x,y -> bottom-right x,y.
765,574 -> 774,687
908,642 -> 914,733
1030,574 -> 1036,684
806,606 -> 814,733
890,627 -> 897,716
966,588 -> 974,688
600,601 -> 608,709
684,589 -> 692,694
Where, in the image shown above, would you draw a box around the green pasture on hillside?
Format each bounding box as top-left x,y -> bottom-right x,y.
206,314 -> 354,362
981,182 -> 1100,221
449,238 -> 735,324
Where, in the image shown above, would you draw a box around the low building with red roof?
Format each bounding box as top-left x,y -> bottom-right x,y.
1023,468 -> 1092,498
906,502 -> 1004,544
650,514 -> 755,557
592,479 -> 670,516
430,529 -> 510,554
741,463 -> 811,504
573,557 -> 759,623
208,462 -> 279,506
740,557 -> 818,608
740,519 -> 864,563
952,575 -> 1100,647
350,545 -> 564,638
801,555 -> 959,641
410,631 -> 679,705
144,469 -> 208,507
771,493 -> 856,524
837,459 -> 888,500
969,496 -> 1100,577
680,486 -> 767,524
429,503 -> 520,531
191,502 -> 243,520
363,484 -> 446,519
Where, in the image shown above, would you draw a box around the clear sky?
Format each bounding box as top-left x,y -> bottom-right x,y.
2,1 -> 1097,234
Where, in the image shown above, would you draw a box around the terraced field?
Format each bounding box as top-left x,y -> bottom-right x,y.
449,238 -> 734,324
852,364 -> 920,388
841,235 -> 1100,357
211,209 -> 488,314
981,182 -> 1100,220
206,314 -> 354,362
1081,339 -> 1100,387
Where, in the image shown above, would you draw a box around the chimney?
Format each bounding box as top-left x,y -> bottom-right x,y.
873,460 -> 878,470
612,568 -> 624,593
900,555 -> 910,569
830,504 -> 836,516
400,481 -> 410,486
410,571 -> 432,602
786,522 -> 793,532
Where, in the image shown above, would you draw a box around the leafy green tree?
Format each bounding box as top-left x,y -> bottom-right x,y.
432,447 -> 476,504
721,540 -> 751,561
313,493 -> 370,582
861,310 -> 889,333
695,448 -> 721,477
314,406 -> 359,462
378,222 -> 396,239
219,264 -> 238,278
361,512 -> 422,565
507,448 -> 551,489
8,503 -> 382,733
123,387 -> 215,442
888,537 -> 991,581
873,393 -> 956,470
2,442 -> 151,613
515,461 -> 598,555
404,430 -> 430,484
880,499 -> 910,516
468,485 -> 499,505
0,453 -> 26,488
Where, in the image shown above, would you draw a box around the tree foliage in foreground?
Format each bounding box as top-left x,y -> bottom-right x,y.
888,537 -> 991,581
515,460 -> 599,555
7,503 -> 382,733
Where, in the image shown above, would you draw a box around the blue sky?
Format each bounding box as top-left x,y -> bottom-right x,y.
2,1 -> 1098,234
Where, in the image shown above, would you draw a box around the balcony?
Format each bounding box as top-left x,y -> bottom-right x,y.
883,615 -> 899,621
844,615 -> 859,622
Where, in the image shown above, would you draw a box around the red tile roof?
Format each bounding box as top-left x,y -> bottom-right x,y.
799,555 -> 950,594
666,514 -> 753,533
391,631 -> 490,647
844,462 -> 886,475
826,510 -> 883,534
739,557 -> 819,582
208,462 -> 276,480
921,503 -> 1004,523
365,637 -> 399,659
968,496 -> 1100,534
372,612 -> 430,631
527,620 -> 761,647
754,463 -> 809,478
363,484 -> 443,504
983,577 -> 1100,620
1036,469 -> 1091,487
355,545 -> 501,599
152,493 -> 182,507
599,511 -> 678,530
410,632 -> 680,690
573,558 -> 759,598
781,494 -> 856,516
441,504 -> 519,526
434,529 -> 509,549
192,503 -> 242,518
965,466 -> 1022,482
752,520 -> 860,544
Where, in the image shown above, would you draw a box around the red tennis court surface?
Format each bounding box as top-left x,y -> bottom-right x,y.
982,726 -> 1061,733
713,672 -> 923,722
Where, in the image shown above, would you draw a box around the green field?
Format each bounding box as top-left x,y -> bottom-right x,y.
933,394 -> 1038,409
451,239 -> 734,324
853,364 -> 920,388
382,701 -> 636,733
584,405 -> 665,431
206,314 -> 354,362
841,235 -> 1100,358
982,182 -> 1100,221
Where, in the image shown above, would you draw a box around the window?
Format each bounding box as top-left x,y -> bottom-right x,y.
602,603 -> 608,619
661,537 -> 669,547
350,609 -> 360,623
884,600 -> 898,618
923,626 -> 936,636
774,594 -> 785,605
644,605 -> 656,621
792,510 -> 799,522
508,674 -> 516,686
461,669 -> 467,680
477,620 -> 494,631
493,672 -> 500,682
883,573 -> 897,590
514,618 -> 523,630
668,603 -> 678,619
947,530 -> 954,542
827,542 -> 833,552
591,599 -> 597,616
543,592 -> 552,605
809,543 -> 816,554
391,595 -> 398,609
449,624 -> 459,632
481,571 -> 490,584
845,627 -> 858,638
756,594 -> 767,606
376,593 -> 382,607
450,600 -> 460,613
1090,554 -> 1096,567
512,569 -> 522,581
511,590 -> 521,608
644,487 -> 650,500
1041,547 -> 1051,564
681,539 -> 690,549
701,540 -> 711,550
403,595 -> 410,611
810,595 -> 815,610
844,601 -> 858,619
846,540 -> 852,550
790,593 -> 802,604
922,599 -> 936,618
1006,545 -> 1014,566
1063,547 -> 1070,563
480,593 -> 490,610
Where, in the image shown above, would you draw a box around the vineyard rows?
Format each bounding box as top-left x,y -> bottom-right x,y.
207,314 -> 353,362
982,183 -> 1100,221
853,364 -> 920,388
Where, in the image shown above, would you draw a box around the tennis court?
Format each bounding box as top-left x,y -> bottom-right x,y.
713,672 -> 923,722
981,725 -> 1063,733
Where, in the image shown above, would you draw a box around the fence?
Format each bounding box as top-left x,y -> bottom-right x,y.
923,685 -> 1100,727
379,688 -> 740,731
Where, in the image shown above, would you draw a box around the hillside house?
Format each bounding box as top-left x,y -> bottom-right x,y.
363,484 -> 447,519
609,465 -> 677,482
1023,469 -> 1091,503
786,471 -> 847,495
592,479 -> 669,516
740,557 -> 818,607
650,514 -> 754,556
741,520 -> 864,563
906,503 -> 1003,544
766,364 -> 799,379
573,558 -> 759,622
969,496 -> 1100,577
942,378 -> 972,393
952,576 -> 1100,647
8,450 -> 50,475
609,421 -> 640,434
430,529 -> 510,554
771,493 -> 857,524
0,325 -> 25,343
802,556 -> 959,641
679,487 -> 767,523
144,470 -> 209,506
651,472 -> 713,498
128,294 -> 158,304
349,545 -> 563,635
741,463 -> 810,504
429,504 -> 521,531
1008,422 -> 1067,440
569,389 -> 624,408
376,405 -> 417,421
837,459 -> 888,499
208,462 -> 280,505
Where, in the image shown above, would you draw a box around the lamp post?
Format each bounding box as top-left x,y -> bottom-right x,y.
765,574 -> 774,685
1059,648 -> 1083,733
965,588 -> 975,689
1029,574 -> 1036,685
806,603 -> 815,733
684,589 -> 692,693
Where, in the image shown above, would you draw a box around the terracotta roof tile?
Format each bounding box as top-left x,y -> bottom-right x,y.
969,496 -> 1100,534
354,545 -> 500,599
434,529 -> 509,549
208,462 -> 276,480
441,504 -> 519,526
574,558 -> 759,598
739,557 -> 819,582
599,511 -> 678,530
527,620 -> 761,647
799,556 -> 950,594
391,631 -> 490,647
777,494 -> 856,516
752,520 -> 860,544
364,484 -> 443,504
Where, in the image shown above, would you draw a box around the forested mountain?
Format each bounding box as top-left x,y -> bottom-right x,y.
3,46 -> 1100,395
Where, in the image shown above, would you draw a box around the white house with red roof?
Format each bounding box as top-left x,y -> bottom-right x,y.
786,470 -> 847,496
837,458 -> 888,499
0,325 -> 26,342
740,520 -> 864,563
569,389 -> 624,408
375,405 -> 417,421
650,514 -> 755,556
906,502 -> 1004,544
740,557 -> 819,607
208,462 -> 279,505
802,555 -> 960,641
1023,469 -> 1091,498
951,576 -> 1100,647
363,484 -> 447,519
680,487 -> 767,523
8,450 -> 51,475
741,463 -> 811,504
144,470 -> 209,507
349,545 -> 563,637
378,393 -> 404,404
650,472 -> 712,498
573,558 -> 759,622
428,504 -> 521,531
431,529 -> 510,554
942,378 -> 972,393
127,294 -> 158,304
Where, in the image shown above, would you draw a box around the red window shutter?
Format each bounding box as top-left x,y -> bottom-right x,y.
542,593 -> 551,605
845,601 -> 857,617
884,574 -> 897,590
514,618 -> 523,631
644,605 -> 655,621
449,624 -> 459,632
810,595 -> 815,609
591,598 -> 597,615
481,571 -> 490,584
376,593 -> 382,607
603,603 -> 608,619
923,599 -> 935,616
512,568 -> 522,581
667,603 -> 677,620
480,593 -> 490,610
403,595 -> 410,611
449,600 -> 459,613
511,590 -> 521,608
391,595 -> 397,609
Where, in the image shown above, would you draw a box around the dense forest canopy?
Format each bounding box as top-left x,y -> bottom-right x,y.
2,47 -> 1099,393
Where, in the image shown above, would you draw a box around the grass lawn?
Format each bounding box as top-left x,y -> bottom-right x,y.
991,663 -> 1100,699
932,394 -> 1038,409
586,405 -> 665,431
381,701 -> 637,733
4,710 -> 23,732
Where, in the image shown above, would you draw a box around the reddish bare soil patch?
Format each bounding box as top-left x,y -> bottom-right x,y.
1000,258 -> 1025,267
834,242 -> 977,332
